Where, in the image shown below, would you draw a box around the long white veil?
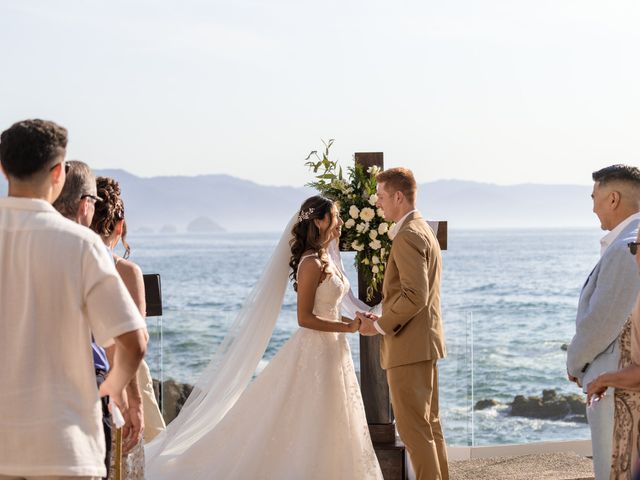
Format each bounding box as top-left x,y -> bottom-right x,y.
145,214 -> 378,464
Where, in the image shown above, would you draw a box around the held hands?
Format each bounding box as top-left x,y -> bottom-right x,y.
356,312 -> 380,336
586,375 -> 608,407
344,317 -> 362,333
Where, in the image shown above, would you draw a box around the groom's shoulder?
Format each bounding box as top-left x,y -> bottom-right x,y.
396,222 -> 431,248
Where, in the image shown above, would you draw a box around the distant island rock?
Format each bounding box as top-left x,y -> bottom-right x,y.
187,216 -> 225,233
160,224 -> 178,234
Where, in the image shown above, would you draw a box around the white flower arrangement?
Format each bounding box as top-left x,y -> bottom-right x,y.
359,207 -> 375,223
305,139 -> 395,300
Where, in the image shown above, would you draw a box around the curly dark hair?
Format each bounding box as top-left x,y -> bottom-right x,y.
289,196 -> 336,291
90,176 -> 128,256
0,119 -> 68,179
592,164 -> 640,187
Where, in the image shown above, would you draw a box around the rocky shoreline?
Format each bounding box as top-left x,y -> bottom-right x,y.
153,380 -> 588,426
475,389 -> 586,423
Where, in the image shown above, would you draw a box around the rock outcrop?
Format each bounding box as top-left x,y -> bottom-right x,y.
473,389 -> 586,423
152,378 -> 194,424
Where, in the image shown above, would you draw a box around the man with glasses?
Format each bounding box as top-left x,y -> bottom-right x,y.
567,164 -> 640,480
53,160 -> 144,477
0,119 -> 147,480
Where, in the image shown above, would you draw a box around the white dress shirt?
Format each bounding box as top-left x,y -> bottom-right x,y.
0,197 -> 146,477
600,212 -> 640,256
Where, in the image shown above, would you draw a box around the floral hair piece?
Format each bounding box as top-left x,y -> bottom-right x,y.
298,207 -> 315,223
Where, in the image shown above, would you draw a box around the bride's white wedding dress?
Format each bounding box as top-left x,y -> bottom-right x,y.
145,251 -> 383,479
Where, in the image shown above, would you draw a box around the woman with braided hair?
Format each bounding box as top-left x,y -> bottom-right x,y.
144,195 -> 383,479
90,176 -> 166,479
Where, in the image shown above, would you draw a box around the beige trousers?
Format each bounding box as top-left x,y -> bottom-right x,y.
387,359 -> 449,480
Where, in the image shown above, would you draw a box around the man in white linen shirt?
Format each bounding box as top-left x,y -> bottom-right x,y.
0,119 -> 148,480
566,164 -> 640,480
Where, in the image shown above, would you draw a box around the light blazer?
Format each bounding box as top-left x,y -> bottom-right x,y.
378,212 -> 446,370
567,218 -> 640,391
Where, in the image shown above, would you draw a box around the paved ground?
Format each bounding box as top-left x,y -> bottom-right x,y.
450,452 -> 594,480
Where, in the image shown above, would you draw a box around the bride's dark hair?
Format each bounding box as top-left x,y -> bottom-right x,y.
289,195 -> 336,291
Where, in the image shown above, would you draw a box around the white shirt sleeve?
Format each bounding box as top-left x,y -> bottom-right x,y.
82,240 -> 146,346
374,321 -> 386,335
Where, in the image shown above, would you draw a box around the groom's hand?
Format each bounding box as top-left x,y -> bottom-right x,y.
356,312 -> 379,336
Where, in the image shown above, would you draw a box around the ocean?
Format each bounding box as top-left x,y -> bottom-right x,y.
129,227 -> 604,446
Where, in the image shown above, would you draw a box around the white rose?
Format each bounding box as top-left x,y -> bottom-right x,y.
368,194 -> 378,206
369,230 -> 378,240
349,205 -> 360,219
369,239 -> 382,250
378,223 -> 389,235
360,207 -> 375,222
372,265 -> 380,274
376,207 -> 385,219
372,255 -> 380,264
355,222 -> 365,233
367,165 -> 381,176
345,218 -> 356,229
351,240 -> 365,252
381,247 -> 386,257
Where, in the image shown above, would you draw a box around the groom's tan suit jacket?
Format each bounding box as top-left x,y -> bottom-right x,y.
377,211 -> 446,370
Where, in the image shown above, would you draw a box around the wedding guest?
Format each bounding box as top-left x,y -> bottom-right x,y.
0,118 -> 147,479
587,228 -> 640,479
91,176 -> 166,479
567,164 -> 640,480
54,161 -> 150,476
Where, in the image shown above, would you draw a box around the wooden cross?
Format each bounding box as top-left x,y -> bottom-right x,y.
350,152 -> 448,480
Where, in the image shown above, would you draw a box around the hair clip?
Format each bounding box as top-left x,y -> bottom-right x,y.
298,207 -> 315,223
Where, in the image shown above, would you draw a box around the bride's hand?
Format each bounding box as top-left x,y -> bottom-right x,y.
345,318 -> 361,333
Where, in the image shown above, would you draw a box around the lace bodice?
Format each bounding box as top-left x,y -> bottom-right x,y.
299,254 -> 350,322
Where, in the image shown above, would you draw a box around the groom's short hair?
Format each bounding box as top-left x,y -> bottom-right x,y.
376,167 -> 417,203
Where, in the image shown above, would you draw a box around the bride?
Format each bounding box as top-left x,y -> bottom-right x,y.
145,195 -> 383,479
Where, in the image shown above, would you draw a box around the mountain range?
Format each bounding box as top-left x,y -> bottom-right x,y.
0,171 -> 596,231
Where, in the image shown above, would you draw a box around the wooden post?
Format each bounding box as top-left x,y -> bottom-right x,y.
352,152 -> 448,480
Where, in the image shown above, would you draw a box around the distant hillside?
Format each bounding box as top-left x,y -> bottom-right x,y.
0,172 -> 595,231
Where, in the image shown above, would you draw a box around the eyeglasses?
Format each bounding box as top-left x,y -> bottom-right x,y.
49,161 -> 70,174
80,194 -> 102,204
628,242 -> 640,255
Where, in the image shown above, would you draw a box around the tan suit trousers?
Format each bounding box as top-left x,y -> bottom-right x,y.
387,360 -> 449,480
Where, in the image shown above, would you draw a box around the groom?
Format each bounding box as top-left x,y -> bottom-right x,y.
358,167 -> 448,480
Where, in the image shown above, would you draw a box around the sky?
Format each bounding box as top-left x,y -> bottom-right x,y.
1,0 -> 639,187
